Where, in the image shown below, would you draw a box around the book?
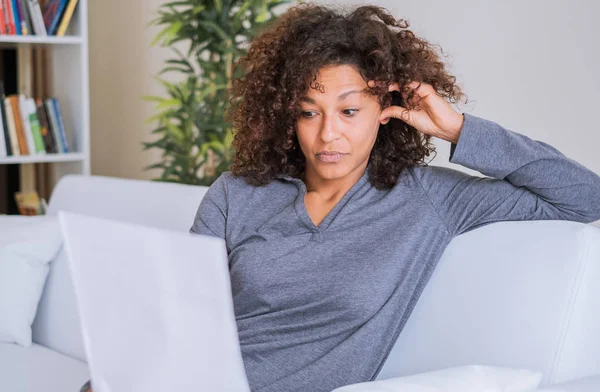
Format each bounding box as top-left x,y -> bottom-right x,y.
51,97 -> 69,152
10,0 -> 21,35
14,189 -> 44,215
55,0 -> 76,36
26,98 -> 45,153
8,96 -> 28,154
42,0 -> 66,35
17,94 -> 36,154
0,102 -> 11,156
44,98 -> 64,152
4,0 -> 16,35
26,0 -> 45,35
4,97 -> 20,155
0,83 -> 12,156
0,1 -> 7,34
0,107 -> 6,157
36,97 -> 56,153
18,0 -> 33,35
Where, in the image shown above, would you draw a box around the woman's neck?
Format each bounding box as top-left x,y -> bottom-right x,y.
302,161 -> 368,202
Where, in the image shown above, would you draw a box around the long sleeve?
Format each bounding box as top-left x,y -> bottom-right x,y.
189,173 -> 228,239
413,113 -> 600,237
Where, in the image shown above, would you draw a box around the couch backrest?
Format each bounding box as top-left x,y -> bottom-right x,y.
46,175 -> 209,230
377,220 -> 600,387
33,175 -> 600,388
32,175 -> 208,361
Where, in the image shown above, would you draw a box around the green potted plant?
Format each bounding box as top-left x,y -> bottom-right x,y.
144,0 -> 290,185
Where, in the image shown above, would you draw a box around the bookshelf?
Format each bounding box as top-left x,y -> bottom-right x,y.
0,151 -> 84,164
0,35 -> 83,44
0,0 -> 90,212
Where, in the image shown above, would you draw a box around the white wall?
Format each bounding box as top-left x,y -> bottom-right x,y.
88,0 -> 169,179
322,0 -> 600,178
89,0 -> 600,182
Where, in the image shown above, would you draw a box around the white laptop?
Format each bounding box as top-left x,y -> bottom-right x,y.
58,211 -> 251,392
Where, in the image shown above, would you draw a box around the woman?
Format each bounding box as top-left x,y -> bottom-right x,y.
188,4 -> 600,392
82,3 -> 600,392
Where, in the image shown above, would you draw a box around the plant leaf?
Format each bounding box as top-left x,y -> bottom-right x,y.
144,0 -> 292,185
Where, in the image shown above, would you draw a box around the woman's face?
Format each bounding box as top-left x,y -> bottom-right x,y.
296,64 -> 384,184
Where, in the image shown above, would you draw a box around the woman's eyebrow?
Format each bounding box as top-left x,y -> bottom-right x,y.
300,96 -> 316,104
300,89 -> 365,104
337,89 -> 364,100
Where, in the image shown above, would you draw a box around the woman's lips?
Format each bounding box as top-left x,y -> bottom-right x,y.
316,152 -> 347,163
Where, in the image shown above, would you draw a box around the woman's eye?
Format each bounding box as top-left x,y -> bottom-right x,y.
301,111 -> 317,118
342,109 -> 358,116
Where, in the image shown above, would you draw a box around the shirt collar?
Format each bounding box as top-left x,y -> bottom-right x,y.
275,172 -> 296,181
275,163 -> 371,183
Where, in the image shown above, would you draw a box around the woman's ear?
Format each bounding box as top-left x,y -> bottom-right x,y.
379,116 -> 391,125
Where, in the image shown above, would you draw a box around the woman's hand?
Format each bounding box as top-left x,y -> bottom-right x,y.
372,80 -> 464,144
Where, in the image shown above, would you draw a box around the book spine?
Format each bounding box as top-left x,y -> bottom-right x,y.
16,0 -> 27,34
35,98 -> 54,153
55,0 -> 75,36
18,0 -> 32,35
52,97 -> 69,152
18,94 -> 36,154
0,105 -> 6,157
27,0 -> 45,35
41,0 -> 51,30
4,98 -> 19,154
0,1 -> 7,34
10,0 -> 21,35
5,0 -> 15,35
0,98 -> 12,155
7,97 -> 24,154
26,98 -> 45,153
44,98 -> 63,152
0,83 -> 10,156
47,0 -> 65,35
5,98 -> 20,155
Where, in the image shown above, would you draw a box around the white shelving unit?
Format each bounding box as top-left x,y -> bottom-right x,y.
0,0 -> 90,189
0,152 -> 85,164
0,35 -> 83,45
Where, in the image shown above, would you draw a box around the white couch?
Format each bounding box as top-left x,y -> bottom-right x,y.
1,174 -> 599,391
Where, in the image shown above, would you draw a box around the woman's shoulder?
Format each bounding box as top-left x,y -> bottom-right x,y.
206,171 -> 247,193
372,164 -> 469,199
192,171 -> 263,237
405,163 -> 481,196
208,171 -> 272,192
408,163 -> 477,180
205,171 -> 287,202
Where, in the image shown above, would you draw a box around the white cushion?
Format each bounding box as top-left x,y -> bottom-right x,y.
0,342 -> 89,391
47,174 -> 209,231
0,216 -> 62,347
32,247 -> 87,361
378,221 -> 600,386
33,174 -> 209,361
538,374 -> 600,392
333,365 -> 542,392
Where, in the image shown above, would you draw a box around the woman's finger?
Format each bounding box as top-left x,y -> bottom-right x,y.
379,105 -> 412,125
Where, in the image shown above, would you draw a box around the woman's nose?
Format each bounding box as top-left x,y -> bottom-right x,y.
319,116 -> 341,143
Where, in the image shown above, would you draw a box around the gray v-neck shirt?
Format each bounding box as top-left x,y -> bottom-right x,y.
190,113 -> 600,392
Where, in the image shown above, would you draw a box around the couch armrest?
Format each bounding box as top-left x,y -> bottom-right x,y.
539,374 -> 600,391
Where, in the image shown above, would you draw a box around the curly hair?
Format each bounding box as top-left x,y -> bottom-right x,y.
229,3 -> 467,189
